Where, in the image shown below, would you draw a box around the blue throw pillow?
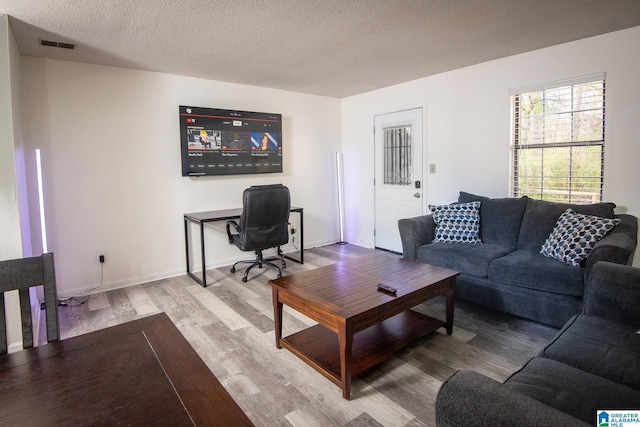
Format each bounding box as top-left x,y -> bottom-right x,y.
541,208 -> 620,266
429,201 -> 481,244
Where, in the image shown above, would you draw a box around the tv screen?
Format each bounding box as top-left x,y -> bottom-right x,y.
179,106 -> 283,176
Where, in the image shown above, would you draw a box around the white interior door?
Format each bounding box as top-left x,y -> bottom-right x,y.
374,108 -> 423,253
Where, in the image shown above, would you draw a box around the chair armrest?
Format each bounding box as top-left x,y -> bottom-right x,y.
226,220 -> 240,244
584,214 -> 638,278
436,370 -> 588,427
397,214 -> 435,260
583,261 -> 640,326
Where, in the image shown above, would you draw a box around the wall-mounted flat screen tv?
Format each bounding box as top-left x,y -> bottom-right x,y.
179,105 -> 283,176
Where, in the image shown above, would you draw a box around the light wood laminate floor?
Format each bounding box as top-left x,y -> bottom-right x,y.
53,244 -> 558,427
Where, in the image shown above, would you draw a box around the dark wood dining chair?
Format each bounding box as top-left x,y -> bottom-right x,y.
0,253 -> 60,355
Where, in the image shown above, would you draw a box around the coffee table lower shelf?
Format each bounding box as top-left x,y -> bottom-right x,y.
278,310 -> 444,389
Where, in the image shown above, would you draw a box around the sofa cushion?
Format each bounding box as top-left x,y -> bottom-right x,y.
458,192 -> 528,249
488,250 -> 584,296
540,209 -> 620,266
417,242 -> 512,278
435,370 -> 590,426
429,201 -> 481,244
505,357 -> 640,424
517,198 -> 616,252
539,314 -> 640,390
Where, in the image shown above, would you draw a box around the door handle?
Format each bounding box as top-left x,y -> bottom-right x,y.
414,192 -> 421,198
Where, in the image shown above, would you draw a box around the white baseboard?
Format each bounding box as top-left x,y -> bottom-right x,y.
56,239 -> 350,299
56,268 -> 186,299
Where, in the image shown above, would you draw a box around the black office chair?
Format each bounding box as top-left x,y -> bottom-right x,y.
0,253 -> 60,355
226,184 -> 291,282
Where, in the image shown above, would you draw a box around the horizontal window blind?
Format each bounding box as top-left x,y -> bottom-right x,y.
512,77 -> 605,203
508,73 -> 605,96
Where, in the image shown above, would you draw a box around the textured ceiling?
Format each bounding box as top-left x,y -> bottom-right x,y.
2,0 -> 640,98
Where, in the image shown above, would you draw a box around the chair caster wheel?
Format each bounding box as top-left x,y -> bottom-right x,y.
242,277 -> 248,283
230,267 -> 235,273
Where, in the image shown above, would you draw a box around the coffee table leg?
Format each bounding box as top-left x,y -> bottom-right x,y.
338,322 -> 353,399
445,279 -> 456,335
273,289 -> 283,348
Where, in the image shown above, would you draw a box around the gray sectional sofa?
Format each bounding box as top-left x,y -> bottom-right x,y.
398,192 -> 638,327
435,261 -> 640,426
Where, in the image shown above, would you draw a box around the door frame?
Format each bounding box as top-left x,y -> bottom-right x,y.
373,102 -> 427,251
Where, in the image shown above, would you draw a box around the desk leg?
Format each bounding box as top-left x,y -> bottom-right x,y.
281,209 -> 305,265
298,209 -> 304,264
272,289 -> 283,349
200,222 -> 207,287
185,218 -> 206,287
445,278 -> 456,335
184,218 -> 191,276
338,321 -> 353,399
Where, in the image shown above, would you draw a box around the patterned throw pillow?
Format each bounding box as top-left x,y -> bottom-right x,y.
429,201 -> 481,244
541,208 -> 620,266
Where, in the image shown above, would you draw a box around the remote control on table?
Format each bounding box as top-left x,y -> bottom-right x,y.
377,283 -> 397,294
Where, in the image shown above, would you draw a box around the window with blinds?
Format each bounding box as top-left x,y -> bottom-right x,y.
511,76 -> 606,203
383,125 -> 412,186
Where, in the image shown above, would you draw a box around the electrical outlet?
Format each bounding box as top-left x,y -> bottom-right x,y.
98,253 -> 105,264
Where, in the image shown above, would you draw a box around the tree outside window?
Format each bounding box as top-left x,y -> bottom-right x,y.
512,78 -> 605,203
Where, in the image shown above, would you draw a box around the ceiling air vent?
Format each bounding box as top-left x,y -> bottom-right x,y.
39,39 -> 75,50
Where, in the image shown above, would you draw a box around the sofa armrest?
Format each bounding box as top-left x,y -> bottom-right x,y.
435,370 -> 589,427
584,214 -> 638,277
583,261 -> 640,326
398,214 -> 435,260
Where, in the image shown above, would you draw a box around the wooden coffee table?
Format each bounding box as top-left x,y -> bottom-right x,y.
269,252 -> 458,399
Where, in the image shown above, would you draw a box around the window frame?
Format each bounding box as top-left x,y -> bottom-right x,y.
510,74 -> 606,204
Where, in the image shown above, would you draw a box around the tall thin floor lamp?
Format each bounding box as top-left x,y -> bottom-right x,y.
336,151 -> 348,244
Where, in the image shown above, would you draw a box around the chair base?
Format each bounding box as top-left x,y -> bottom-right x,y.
230,250 -> 286,282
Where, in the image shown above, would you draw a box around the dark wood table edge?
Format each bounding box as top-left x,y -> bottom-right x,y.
0,313 -> 253,427
144,314 -> 253,426
0,314 -> 163,370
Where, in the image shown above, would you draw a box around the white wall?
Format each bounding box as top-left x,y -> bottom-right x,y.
1,14 -> 28,351
15,25 -> 640,300
342,26 -> 640,266
0,16 -> 22,259
20,59 -> 342,296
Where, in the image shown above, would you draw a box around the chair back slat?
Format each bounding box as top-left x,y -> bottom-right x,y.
0,296 -> 6,354
42,254 -> 60,343
19,288 -> 34,348
0,253 -> 59,355
0,257 -> 44,292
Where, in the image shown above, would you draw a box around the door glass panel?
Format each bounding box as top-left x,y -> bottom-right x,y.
383,125 -> 412,186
